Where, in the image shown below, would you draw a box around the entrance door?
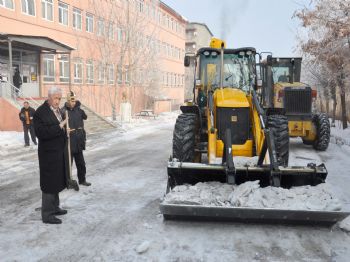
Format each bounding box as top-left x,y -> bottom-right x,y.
21,63 -> 39,97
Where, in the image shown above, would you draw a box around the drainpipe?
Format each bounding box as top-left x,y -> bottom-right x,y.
8,39 -> 13,85
68,52 -> 72,92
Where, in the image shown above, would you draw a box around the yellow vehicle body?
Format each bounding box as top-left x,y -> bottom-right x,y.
207,88 -> 264,163
272,82 -> 317,141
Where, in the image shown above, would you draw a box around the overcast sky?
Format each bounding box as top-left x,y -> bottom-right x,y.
161,0 -> 311,57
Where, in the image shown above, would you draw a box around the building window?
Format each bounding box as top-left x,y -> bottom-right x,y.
59,55 -> 69,82
116,27 -> 123,41
97,18 -> 104,36
117,66 -> 122,84
86,60 -> 94,84
98,63 -> 105,84
22,0 -> 36,16
138,0 -> 143,12
43,54 -> 55,82
158,11 -> 161,24
125,66 -> 130,85
73,59 -> 83,84
73,7 -> 82,30
108,22 -> 114,40
86,13 -> 94,33
107,64 -> 114,84
0,0 -> 14,9
41,0 -> 53,21
58,1 -> 68,26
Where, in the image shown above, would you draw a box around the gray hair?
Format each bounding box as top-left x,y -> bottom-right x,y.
48,86 -> 62,96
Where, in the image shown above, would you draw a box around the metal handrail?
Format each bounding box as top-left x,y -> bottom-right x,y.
0,80 -> 41,108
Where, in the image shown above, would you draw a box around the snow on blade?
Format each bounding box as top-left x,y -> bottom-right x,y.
163,181 -> 342,211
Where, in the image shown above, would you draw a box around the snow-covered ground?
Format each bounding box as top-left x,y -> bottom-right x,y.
1,114 -> 350,261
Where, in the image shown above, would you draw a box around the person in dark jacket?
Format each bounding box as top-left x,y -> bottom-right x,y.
34,86 -> 68,224
19,101 -> 37,147
62,91 -> 91,186
13,68 -> 22,97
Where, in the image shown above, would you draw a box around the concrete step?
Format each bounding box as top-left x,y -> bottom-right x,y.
80,104 -> 116,134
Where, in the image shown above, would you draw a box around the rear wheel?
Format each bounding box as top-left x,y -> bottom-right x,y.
267,115 -> 289,166
312,113 -> 330,151
172,113 -> 198,162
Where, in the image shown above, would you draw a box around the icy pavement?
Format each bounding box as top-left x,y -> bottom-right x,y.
164,181 -> 342,211
0,114 -> 350,261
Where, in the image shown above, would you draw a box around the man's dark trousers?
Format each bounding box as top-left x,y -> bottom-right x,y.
24,124 -> 36,145
41,192 -> 59,221
72,151 -> 86,183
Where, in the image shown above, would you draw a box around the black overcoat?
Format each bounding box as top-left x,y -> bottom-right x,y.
61,101 -> 87,154
33,101 -> 67,194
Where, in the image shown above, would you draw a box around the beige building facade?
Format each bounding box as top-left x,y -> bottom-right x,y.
184,22 -> 213,100
0,0 -> 186,127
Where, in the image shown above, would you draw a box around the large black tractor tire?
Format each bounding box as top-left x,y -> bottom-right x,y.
267,115 -> 290,166
172,113 -> 198,162
312,113 -> 330,151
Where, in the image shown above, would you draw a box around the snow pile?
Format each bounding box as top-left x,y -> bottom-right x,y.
330,120 -> 350,146
164,181 -> 342,211
0,131 -> 24,156
108,111 -> 179,133
339,216 -> 350,232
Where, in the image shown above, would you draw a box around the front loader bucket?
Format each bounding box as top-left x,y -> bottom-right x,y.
160,204 -> 350,226
167,160 -> 328,189
163,160 -> 349,226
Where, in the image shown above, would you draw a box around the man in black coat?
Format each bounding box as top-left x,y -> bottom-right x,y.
34,86 -> 68,224
62,91 -> 91,186
19,101 -> 37,146
13,68 -> 22,97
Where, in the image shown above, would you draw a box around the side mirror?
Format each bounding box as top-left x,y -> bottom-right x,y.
267,55 -> 273,66
184,56 -> 191,67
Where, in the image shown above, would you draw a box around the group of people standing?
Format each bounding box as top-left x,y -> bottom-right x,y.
19,87 -> 91,224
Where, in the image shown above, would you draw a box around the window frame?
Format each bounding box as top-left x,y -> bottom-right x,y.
97,18 -> 104,37
107,64 -> 115,85
108,22 -> 114,40
21,0 -> 36,17
86,12 -> 94,33
0,0 -> 15,10
58,1 -> 69,26
98,63 -> 105,84
117,65 -> 122,84
72,7 -> 82,31
43,54 -> 55,82
86,60 -> 94,84
59,55 -> 69,83
41,0 -> 53,21
73,58 -> 83,84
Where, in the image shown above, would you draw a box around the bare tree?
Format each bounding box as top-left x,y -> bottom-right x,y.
87,0 -> 162,120
295,0 -> 350,128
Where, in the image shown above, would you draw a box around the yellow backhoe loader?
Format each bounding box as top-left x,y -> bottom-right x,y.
258,56 -> 330,151
160,39 -> 348,225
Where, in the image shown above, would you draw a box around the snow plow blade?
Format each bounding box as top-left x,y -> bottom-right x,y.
160,204 -> 350,226
167,161 -> 328,189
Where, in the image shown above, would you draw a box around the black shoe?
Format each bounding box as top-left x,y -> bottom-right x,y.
55,208 -> 68,216
43,216 -> 62,224
79,181 -> 91,186
24,144 -> 30,147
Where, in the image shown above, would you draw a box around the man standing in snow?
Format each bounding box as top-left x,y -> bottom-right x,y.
34,86 -> 68,224
19,101 -> 37,147
62,91 -> 91,186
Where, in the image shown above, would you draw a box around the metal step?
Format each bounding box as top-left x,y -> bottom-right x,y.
160,203 -> 350,226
